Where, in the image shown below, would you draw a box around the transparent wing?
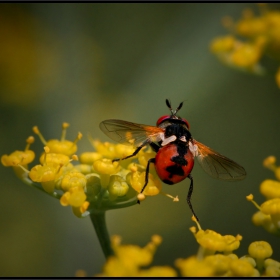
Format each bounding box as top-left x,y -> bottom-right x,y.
99,119 -> 164,147
193,140 -> 246,181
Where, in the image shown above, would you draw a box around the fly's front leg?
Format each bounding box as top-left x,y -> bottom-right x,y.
137,158 -> 155,204
187,174 -> 199,222
112,146 -> 143,163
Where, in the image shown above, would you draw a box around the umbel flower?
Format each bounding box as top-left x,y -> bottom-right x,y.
91,216 -> 278,277
1,123 -> 178,258
247,155 -> 280,236
210,4 -> 280,88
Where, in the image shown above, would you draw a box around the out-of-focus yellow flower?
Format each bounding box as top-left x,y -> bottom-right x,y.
33,123 -> 82,156
79,152 -> 102,164
210,35 -> 235,53
99,235 -> 176,277
227,259 -> 258,277
263,155 -> 277,170
263,155 -> 280,180
264,258 -> 280,277
39,152 -> 69,166
248,241 -> 273,272
248,241 -> 273,260
175,256 -> 214,277
248,193 -> 280,236
192,229 -> 242,256
204,254 -> 231,276
210,4 -> 280,87
252,211 -> 279,235
261,198 -> 280,228
260,179 -> 280,199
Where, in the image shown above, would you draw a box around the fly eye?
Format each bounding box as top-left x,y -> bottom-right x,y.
156,115 -> 170,126
182,118 -> 190,129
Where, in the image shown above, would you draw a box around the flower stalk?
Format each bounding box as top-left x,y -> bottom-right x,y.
90,210 -> 114,259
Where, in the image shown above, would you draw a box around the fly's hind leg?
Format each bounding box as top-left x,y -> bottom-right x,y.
186,174 -> 199,222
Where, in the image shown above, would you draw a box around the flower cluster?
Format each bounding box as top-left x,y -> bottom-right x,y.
96,235 -> 177,277
247,156 -> 280,237
94,216 -> 279,277
1,123 -> 178,218
210,4 -> 280,88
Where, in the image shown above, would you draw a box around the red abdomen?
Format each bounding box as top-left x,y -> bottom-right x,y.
154,143 -> 194,185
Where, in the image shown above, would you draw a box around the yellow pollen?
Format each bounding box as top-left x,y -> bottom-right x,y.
44,146 -> 50,153
192,215 -> 202,231
137,193 -> 146,201
246,194 -> 254,201
72,132 -> 83,145
25,136 -> 35,151
72,154 -> 78,161
189,226 -> 197,234
160,191 -> 179,202
236,234 -> 243,242
61,122 -> 70,141
32,126 -> 47,145
246,194 -> 262,211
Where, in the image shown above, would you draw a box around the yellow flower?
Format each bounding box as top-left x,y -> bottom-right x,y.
264,258 -> 280,277
60,187 -> 87,208
228,259 -> 257,277
261,198 -> 280,228
175,256 -> 214,277
79,152 -> 102,164
127,171 -> 162,196
194,229 -> 226,255
39,152 -> 69,166
248,241 -> 273,260
107,175 -> 129,200
1,136 -> 35,178
99,235 -> 176,277
204,254 -> 231,276
260,179 -> 280,199
248,241 -> 273,271
60,170 -> 87,191
33,123 -> 82,156
252,211 -> 279,235
210,35 -> 235,53
210,4 -> 280,86
93,158 -> 120,188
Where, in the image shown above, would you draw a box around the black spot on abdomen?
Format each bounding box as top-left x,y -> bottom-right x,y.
166,164 -> 185,177
163,179 -> 174,185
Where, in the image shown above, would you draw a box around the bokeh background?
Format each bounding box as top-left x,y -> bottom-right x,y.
0,3 -> 280,276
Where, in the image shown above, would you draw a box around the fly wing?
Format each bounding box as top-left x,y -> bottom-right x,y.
193,140 -> 246,181
99,119 -> 165,147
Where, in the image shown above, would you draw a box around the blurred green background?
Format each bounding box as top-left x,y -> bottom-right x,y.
0,3 -> 280,276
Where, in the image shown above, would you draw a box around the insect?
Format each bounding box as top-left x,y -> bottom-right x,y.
99,99 -> 246,221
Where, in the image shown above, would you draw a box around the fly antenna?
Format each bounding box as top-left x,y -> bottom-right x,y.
166,99 -> 172,110
165,99 -> 183,116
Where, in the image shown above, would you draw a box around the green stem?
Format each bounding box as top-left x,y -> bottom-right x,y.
90,210 -> 114,259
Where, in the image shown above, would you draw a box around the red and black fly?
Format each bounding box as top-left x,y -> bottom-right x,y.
99,99 -> 246,221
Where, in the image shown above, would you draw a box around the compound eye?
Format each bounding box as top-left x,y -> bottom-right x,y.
182,118 -> 190,129
156,115 -> 170,126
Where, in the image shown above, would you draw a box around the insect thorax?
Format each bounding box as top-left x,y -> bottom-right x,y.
164,123 -> 192,142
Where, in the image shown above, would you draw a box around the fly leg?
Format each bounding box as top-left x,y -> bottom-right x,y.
137,158 -> 155,204
112,146 -> 143,162
187,174 -> 199,222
